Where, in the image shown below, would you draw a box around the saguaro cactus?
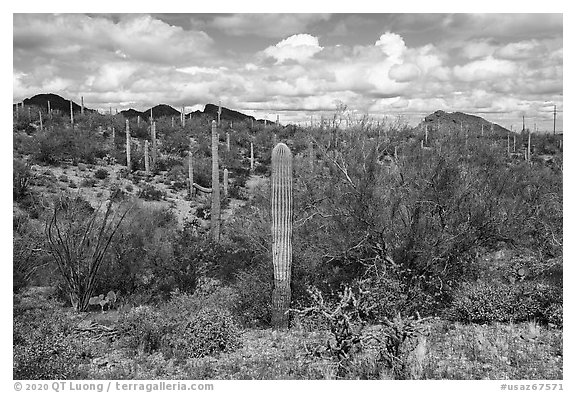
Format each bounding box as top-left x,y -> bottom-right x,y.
39,111 -> 43,132
308,139 -> 314,170
528,130 -> 532,162
125,119 -> 131,170
188,151 -> 194,197
226,132 -> 230,152
70,100 -> 74,126
223,168 -> 229,198
81,96 -> 84,115
151,122 -> 158,170
250,142 -> 255,171
211,120 -> 221,241
271,143 -> 293,329
144,140 -> 150,174
218,101 -> 222,127
47,101 -> 51,119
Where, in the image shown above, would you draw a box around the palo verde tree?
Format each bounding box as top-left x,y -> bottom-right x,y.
45,196 -> 131,311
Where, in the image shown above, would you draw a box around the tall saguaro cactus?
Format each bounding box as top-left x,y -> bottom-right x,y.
188,151 -> 194,197
125,119 -> 131,171
70,100 -> 74,127
211,120 -> 221,241
271,143 -> 293,329
151,122 -> 158,171
144,140 -> 150,174
250,142 -> 255,171
223,168 -> 229,198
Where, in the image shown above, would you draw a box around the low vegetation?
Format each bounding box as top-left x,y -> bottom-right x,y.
13,105 -> 562,380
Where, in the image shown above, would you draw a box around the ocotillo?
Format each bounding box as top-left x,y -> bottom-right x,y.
271,143 -> 293,329
211,120 -> 220,241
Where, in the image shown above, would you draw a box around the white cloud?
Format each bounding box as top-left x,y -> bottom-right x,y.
460,40 -> 496,59
453,56 -> 517,82
495,39 -> 541,60
263,34 -> 323,64
389,63 -> 421,82
375,32 -> 406,60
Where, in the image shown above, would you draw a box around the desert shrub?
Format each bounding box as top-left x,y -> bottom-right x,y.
13,159 -> 32,202
544,303 -> 563,327
117,306 -> 166,354
94,168 -> 109,179
13,215 -> 51,292
232,264 -> 273,327
448,280 -> 561,324
138,184 -> 165,201
13,299 -> 85,379
95,206 -> 194,301
163,306 -> 241,360
80,177 -> 97,187
155,156 -> 182,172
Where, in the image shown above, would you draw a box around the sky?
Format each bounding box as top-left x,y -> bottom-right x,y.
13,13 -> 563,131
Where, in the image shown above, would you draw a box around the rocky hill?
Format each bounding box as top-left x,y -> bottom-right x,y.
422,110 -> 510,136
18,93 -> 96,116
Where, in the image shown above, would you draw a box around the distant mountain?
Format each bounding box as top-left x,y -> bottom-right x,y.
16,93 -> 276,125
143,104 -> 181,120
18,93 -> 94,115
422,110 -> 509,135
202,103 -> 257,123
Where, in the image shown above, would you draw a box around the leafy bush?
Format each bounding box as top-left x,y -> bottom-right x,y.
138,184 -> 165,201
448,280 -> 561,324
232,265 -> 273,327
94,168 -> 109,179
117,306 -> 166,354
80,178 -> 97,188
13,159 -> 31,202
163,306 -> 241,360
13,299 -> 85,379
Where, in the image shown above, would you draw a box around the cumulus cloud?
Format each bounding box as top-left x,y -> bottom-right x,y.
453,56 -> 517,82
389,63 -> 421,82
375,32 -> 406,59
12,13 -> 562,130
13,14 -> 214,66
495,39 -> 542,60
263,34 -> 323,63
